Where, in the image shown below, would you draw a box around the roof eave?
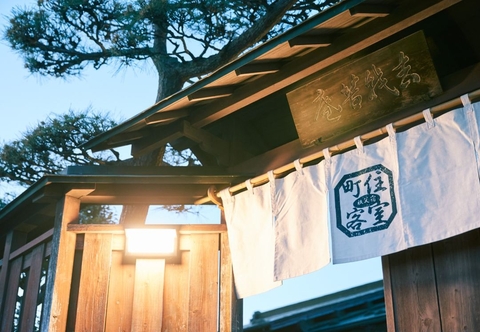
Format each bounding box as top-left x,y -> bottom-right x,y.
81,0 -> 366,151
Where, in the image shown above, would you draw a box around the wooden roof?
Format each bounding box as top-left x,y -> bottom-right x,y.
83,0 -> 480,178
0,166 -> 249,235
3,0 -> 480,236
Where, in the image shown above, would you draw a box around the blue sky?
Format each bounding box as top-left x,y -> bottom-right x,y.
0,0 -> 383,325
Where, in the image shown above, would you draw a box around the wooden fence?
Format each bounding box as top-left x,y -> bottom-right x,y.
0,195 -> 241,332
0,229 -> 53,332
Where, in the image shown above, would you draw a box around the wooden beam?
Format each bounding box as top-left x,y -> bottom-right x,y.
183,121 -> 255,166
8,228 -> 54,261
288,35 -> 333,48
66,223 -> 226,234
66,187 -> 96,199
145,109 -> 190,125
188,87 -> 235,101
80,195 -> 212,205
31,185 -> 96,204
189,144 -> 223,167
131,121 -> 184,157
235,62 -> 281,76
349,4 -> 392,17
182,121 -> 229,156
228,138 -> 305,175
67,224 -> 124,234
179,224 -> 226,234
90,129 -> 149,152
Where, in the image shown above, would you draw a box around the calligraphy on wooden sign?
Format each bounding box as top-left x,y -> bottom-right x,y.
286,30 -> 442,147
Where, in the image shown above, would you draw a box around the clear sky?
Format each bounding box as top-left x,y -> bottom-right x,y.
0,0 -> 383,325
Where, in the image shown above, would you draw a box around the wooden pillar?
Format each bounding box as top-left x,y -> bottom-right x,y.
220,232 -> 243,332
382,229 -> 480,331
41,194 -> 80,332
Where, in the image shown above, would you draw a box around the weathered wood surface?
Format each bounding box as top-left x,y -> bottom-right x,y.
0,218 -> 230,331
1,256 -> 23,332
188,234 -> 219,331
432,229 -> 480,331
383,229 -> 480,331
383,244 -> 441,331
66,250 -> 83,332
381,256 -> 396,332
75,233 -> 113,331
0,232 -> 15,321
131,259 -> 165,332
163,251 -> 190,331
20,243 -> 45,331
0,231 -> 27,320
105,251 -> 135,332
287,30 -> 442,147
42,195 -> 79,332
219,231 -> 243,332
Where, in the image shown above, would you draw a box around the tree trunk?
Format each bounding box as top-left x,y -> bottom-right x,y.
119,55 -> 184,227
154,56 -> 184,103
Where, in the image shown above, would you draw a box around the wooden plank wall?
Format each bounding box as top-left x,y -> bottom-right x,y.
75,233 -> 113,331
383,229 -> 480,331
0,194 -> 240,331
0,228 -> 238,332
68,231 -> 237,332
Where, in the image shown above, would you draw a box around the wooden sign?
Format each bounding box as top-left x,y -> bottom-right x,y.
286,30 -> 442,147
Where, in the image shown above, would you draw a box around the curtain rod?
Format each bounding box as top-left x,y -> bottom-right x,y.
196,88 -> 480,206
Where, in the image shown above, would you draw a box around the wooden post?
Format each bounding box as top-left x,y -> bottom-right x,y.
131,259 -> 166,331
75,233 -> 113,331
220,232 -> 243,332
41,194 -> 80,332
188,234 -> 219,331
382,229 -> 480,331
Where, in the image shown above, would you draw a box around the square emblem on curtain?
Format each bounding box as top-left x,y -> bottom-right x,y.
334,164 -> 397,238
